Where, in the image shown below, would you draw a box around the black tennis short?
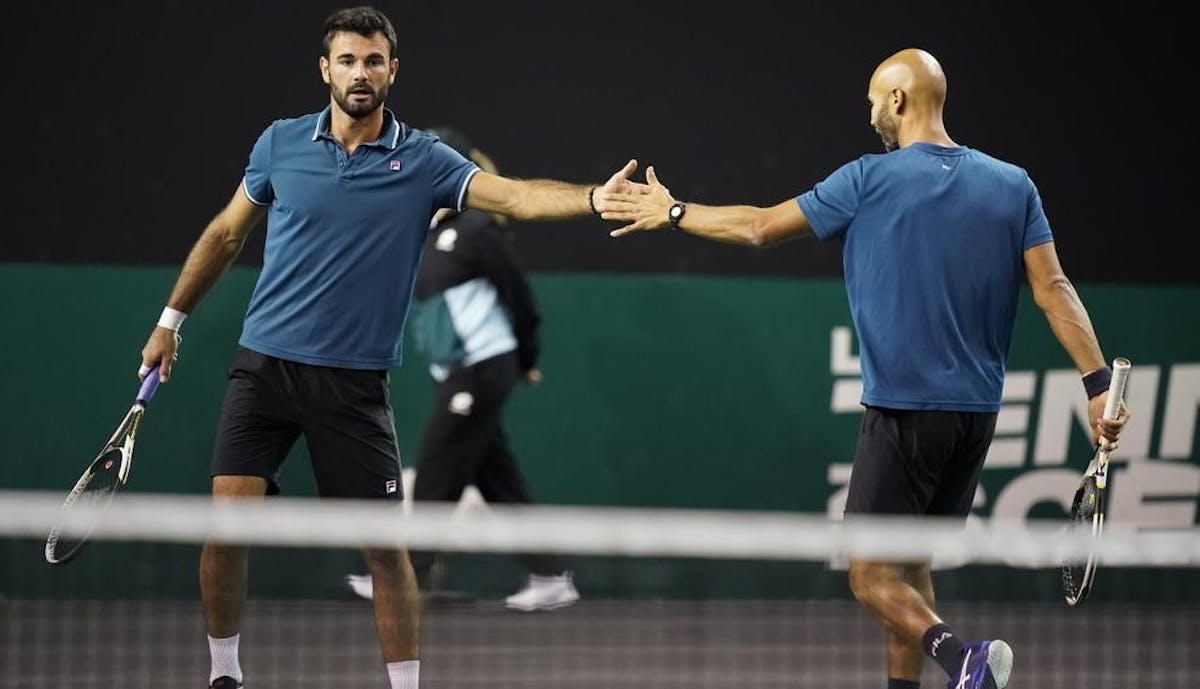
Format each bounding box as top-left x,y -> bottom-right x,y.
210,347 -> 402,500
844,406 -> 997,517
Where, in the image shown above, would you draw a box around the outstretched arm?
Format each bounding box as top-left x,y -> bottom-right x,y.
464,159 -> 646,222
1024,241 -> 1129,445
601,166 -> 811,247
139,185 -> 266,381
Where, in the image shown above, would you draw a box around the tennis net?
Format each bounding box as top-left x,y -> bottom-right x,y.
1,490 -> 1197,688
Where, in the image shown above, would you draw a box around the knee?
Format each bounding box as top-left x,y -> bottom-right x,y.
848,563 -> 875,605
849,561 -> 895,607
362,547 -> 406,573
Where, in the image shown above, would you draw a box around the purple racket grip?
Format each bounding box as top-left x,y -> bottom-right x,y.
137,366 -> 162,406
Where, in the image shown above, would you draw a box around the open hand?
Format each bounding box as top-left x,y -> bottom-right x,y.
591,159 -> 651,214
600,166 -> 676,237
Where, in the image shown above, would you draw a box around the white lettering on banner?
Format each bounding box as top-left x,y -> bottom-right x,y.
1107,462 -> 1200,528
830,326 -> 861,376
985,373 -> 1037,468
1160,364 -> 1200,459
824,327 -> 1200,553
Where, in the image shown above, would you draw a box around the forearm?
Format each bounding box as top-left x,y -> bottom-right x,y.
677,203 -> 773,247
166,222 -> 248,313
1037,278 -> 1107,374
505,179 -> 594,221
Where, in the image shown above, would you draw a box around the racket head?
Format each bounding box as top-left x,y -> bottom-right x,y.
45,409 -> 140,565
1062,473 -> 1105,606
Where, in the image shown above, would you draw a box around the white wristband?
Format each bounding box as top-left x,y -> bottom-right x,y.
157,306 -> 188,332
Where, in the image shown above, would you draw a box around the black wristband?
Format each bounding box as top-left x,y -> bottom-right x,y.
1082,366 -> 1113,399
587,186 -> 599,215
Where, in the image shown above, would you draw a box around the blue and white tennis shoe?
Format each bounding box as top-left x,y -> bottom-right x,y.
950,640 -> 1012,689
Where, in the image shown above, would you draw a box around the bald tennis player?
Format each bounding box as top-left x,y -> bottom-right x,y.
601,47 -> 1130,689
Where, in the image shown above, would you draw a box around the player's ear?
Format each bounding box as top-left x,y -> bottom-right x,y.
891,88 -> 905,114
319,56 -> 331,85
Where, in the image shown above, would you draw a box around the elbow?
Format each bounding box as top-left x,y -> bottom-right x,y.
500,190 -> 532,222
1033,275 -> 1077,312
208,223 -> 246,260
743,213 -> 777,248
745,231 -> 771,248
219,228 -> 244,257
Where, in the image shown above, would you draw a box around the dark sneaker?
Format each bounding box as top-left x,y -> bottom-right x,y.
210,676 -> 243,689
949,640 -> 1012,689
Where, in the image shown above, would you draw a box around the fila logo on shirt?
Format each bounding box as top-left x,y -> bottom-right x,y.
385,479 -> 398,494
390,160 -> 401,171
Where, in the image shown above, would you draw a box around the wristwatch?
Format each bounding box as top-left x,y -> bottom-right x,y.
668,202 -> 686,229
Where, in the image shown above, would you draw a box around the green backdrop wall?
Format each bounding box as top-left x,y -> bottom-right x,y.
1,264 -> 1197,602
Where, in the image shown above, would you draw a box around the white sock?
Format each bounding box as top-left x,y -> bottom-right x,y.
386,660 -> 420,688
208,633 -> 243,683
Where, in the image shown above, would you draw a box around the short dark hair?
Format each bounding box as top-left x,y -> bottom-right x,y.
322,6 -> 397,59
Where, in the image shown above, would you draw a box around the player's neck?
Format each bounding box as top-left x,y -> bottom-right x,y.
899,118 -> 956,149
328,105 -> 387,153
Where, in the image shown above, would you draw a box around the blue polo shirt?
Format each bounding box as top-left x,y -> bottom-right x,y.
239,107 -> 479,369
797,143 -> 1054,412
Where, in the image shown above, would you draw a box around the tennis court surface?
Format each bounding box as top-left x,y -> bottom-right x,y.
3,598 -> 1197,688
3,494 -> 1197,688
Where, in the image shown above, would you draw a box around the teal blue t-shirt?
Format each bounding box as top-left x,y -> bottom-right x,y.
239,108 -> 478,369
797,143 -> 1053,412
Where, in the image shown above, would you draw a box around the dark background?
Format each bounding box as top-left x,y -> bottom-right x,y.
3,1 -> 1189,282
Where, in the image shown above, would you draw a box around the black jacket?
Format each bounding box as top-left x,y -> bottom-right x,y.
410,210 -> 541,373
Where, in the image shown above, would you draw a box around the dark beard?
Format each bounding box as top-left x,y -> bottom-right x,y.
333,83 -> 388,119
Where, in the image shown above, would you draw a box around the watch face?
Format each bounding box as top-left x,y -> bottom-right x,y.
670,204 -> 683,219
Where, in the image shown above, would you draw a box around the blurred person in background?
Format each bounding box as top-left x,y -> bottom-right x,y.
345,126 -> 579,612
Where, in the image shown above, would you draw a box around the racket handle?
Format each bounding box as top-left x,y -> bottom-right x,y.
1102,357 -> 1131,421
137,366 -> 161,406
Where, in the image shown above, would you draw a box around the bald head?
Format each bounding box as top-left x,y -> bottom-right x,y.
871,48 -> 947,107
867,48 -> 954,151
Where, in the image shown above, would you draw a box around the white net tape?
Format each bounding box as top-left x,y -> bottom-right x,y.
4,490 -> 1196,567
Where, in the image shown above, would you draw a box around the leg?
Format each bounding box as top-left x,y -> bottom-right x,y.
475,428 -> 565,577
204,348 -> 302,686
918,411 -> 1012,687
849,559 -> 942,683
884,563 -> 938,681
363,546 -> 420,661
410,361 -> 509,577
844,408 -> 942,684
200,476 -> 270,637
299,363 -> 421,686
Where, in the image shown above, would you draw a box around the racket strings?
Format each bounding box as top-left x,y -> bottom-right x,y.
1061,478 -> 1102,603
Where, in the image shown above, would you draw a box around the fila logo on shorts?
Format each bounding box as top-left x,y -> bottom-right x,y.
385,480 -> 397,494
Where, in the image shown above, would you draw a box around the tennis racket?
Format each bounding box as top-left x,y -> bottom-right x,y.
1061,357 -> 1131,606
45,366 -> 162,565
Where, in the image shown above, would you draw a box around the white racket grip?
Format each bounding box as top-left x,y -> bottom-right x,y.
1103,358 -> 1131,421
